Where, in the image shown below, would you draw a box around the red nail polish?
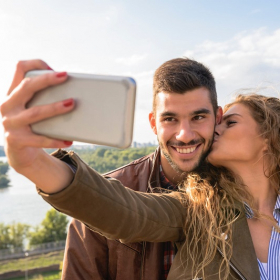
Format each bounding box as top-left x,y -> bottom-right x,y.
63,98 -> 74,107
56,72 -> 67,78
64,141 -> 73,146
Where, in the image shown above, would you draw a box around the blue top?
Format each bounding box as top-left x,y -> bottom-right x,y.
245,195 -> 280,280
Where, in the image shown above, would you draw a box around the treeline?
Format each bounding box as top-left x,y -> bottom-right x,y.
45,146 -> 157,173
0,209 -> 68,250
78,146 -> 157,173
0,161 -> 10,188
0,146 -> 5,157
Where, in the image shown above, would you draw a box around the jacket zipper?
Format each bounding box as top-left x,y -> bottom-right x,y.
140,241 -> 146,280
217,247 -> 247,280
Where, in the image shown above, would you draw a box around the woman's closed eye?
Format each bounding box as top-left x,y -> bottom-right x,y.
226,120 -> 237,127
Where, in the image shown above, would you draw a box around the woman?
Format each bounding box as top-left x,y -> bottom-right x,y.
37,93 -> 280,280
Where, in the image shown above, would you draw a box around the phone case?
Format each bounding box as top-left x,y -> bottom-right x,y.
26,70 -> 136,149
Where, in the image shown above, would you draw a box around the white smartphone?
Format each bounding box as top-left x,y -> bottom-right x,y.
26,70 -> 136,149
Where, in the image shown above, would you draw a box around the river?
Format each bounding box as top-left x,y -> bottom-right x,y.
0,157 -> 55,226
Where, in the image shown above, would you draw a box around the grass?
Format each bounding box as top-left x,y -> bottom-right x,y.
0,250 -> 64,273
7,270 -> 61,280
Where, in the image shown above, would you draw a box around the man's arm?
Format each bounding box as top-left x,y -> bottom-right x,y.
39,151 -> 184,243
1,60 -> 75,192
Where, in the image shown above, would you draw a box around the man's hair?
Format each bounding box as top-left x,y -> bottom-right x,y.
153,57 -> 217,113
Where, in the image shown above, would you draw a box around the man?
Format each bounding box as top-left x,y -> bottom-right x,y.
1,58 -> 222,279
61,58 -> 221,280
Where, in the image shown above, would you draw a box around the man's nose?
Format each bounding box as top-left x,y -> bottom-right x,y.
176,123 -> 196,143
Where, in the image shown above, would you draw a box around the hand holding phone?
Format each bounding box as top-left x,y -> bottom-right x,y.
2,61 -> 77,192
26,71 -> 136,148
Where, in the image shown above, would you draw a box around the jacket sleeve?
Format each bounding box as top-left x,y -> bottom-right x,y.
37,152 -> 185,243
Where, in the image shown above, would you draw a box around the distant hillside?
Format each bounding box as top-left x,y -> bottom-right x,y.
0,146 -> 5,157
79,146 -> 157,173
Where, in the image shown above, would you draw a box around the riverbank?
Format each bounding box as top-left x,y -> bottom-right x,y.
0,157 -> 53,226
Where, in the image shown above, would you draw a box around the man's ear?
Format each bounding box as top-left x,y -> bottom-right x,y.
216,106 -> 223,124
149,112 -> 157,135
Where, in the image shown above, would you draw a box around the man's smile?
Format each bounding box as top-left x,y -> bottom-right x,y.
173,145 -> 199,154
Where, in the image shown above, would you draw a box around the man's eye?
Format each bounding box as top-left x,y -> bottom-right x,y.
164,117 -> 175,122
193,115 -> 204,121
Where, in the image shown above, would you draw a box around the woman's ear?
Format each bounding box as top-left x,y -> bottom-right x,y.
263,138 -> 269,152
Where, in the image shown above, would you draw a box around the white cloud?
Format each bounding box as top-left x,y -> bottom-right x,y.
183,28 -> 280,105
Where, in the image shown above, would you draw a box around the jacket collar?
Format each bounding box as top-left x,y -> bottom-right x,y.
147,146 -> 161,192
225,209 -> 260,280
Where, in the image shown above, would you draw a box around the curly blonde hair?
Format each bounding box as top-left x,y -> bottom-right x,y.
175,93 -> 280,279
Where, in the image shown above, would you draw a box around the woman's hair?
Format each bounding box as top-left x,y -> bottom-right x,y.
175,93 -> 280,279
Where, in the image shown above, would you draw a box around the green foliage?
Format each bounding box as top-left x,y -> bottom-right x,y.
79,146 -> 157,173
0,146 -> 5,157
0,223 -> 11,249
29,209 -> 68,245
0,161 -> 10,188
44,146 -> 157,173
9,223 -> 30,249
0,175 -> 10,188
0,222 -> 30,249
0,161 -> 9,175
0,210 -> 68,250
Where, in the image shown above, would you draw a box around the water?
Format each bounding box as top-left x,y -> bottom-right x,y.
0,157 -> 53,226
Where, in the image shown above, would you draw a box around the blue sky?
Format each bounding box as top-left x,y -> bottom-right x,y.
1,0 -> 280,145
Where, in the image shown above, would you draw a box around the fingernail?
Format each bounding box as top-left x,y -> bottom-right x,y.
47,66 -> 53,70
63,98 -> 74,107
56,72 -> 67,78
64,141 -> 73,146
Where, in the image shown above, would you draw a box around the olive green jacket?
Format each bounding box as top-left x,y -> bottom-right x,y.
38,151 -> 260,280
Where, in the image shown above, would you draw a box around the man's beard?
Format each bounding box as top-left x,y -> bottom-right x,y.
159,136 -> 214,174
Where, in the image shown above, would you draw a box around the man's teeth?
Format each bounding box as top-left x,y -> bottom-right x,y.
176,147 -> 196,154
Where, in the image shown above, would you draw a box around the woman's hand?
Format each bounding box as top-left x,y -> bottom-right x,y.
1,59 -> 75,192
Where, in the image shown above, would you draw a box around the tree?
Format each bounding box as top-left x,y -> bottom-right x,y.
29,209 -> 69,245
0,161 -> 10,188
0,223 -> 11,249
79,146 -> 157,173
96,148 -> 107,157
0,175 -> 10,188
0,161 -> 9,175
0,222 -> 30,249
9,223 -> 30,249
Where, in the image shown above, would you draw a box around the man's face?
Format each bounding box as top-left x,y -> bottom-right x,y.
149,87 -> 221,180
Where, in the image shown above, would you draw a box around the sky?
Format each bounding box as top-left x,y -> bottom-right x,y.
0,0 -> 280,146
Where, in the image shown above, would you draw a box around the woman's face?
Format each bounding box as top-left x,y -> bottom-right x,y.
208,103 -> 267,170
